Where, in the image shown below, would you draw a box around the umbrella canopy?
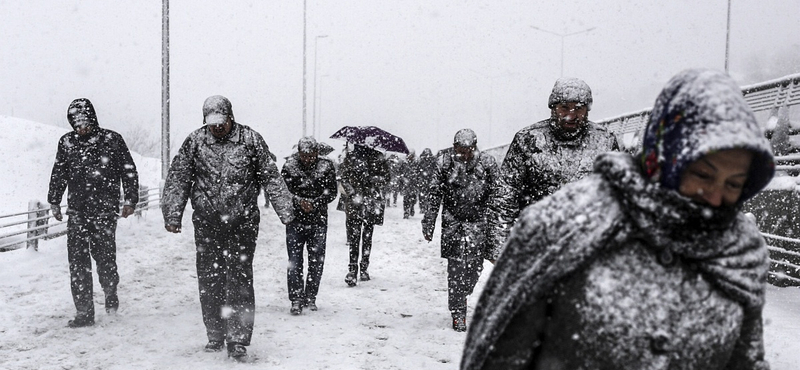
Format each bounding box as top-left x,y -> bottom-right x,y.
330,126 -> 410,154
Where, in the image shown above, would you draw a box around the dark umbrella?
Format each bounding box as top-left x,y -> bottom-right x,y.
330,126 -> 410,154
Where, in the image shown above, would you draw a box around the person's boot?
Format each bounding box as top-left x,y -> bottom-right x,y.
452,313 -> 467,332
290,300 -> 303,315
67,316 -> 95,328
204,340 -> 224,352
359,269 -> 370,281
344,264 -> 358,287
105,291 -> 119,314
305,298 -> 318,311
227,342 -> 247,361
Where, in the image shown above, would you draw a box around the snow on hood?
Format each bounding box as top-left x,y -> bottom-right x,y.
639,69 -> 775,204
548,77 -> 593,110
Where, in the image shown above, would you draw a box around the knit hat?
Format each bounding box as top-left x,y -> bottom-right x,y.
548,77 -> 593,111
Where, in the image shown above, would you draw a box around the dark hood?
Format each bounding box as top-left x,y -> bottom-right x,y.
67,98 -> 99,129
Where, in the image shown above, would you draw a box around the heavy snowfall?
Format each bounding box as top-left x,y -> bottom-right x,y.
1,116 -> 799,370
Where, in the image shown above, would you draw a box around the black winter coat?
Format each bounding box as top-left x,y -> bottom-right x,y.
339,145 -> 390,225
48,127 -> 139,218
281,154 -> 338,225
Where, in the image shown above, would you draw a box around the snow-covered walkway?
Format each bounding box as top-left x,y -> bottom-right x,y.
1,202 -> 799,370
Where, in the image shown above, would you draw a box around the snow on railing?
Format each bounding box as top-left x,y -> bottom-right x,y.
0,186 -> 161,252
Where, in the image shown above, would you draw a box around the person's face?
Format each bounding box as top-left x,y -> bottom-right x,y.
454,144 -> 476,162
678,148 -> 754,207
207,117 -> 233,138
551,102 -> 589,132
68,101 -> 94,136
299,151 -> 318,167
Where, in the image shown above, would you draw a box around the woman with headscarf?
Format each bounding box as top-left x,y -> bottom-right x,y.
461,69 -> 775,370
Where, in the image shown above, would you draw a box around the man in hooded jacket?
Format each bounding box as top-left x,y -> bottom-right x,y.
416,148 -> 438,214
422,129 -> 499,332
48,98 -> 139,328
161,95 -> 294,360
281,136 -> 338,315
488,77 -> 619,259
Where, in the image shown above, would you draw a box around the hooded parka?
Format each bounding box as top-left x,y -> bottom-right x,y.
461,69 -> 774,370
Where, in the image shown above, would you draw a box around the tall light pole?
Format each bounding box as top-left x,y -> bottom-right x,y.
530,25 -> 595,77
312,35 -> 329,139
302,0 -> 308,136
161,0 -> 170,180
317,75 -> 330,139
725,0 -> 732,72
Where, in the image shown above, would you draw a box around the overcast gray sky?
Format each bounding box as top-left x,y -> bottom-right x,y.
1,0 -> 799,159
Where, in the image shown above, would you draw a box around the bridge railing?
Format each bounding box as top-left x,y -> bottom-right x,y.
0,186 -> 161,252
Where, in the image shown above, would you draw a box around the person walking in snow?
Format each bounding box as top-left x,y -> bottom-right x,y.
422,129 -> 499,332
416,148 -> 438,215
339,143 -> 390,286
401,149 -> 419,219
461,69 -> 774,370
281,136 -> 338,315
161,95 -> 294,360
487,77 -> 619,259
48,98 -> 139,328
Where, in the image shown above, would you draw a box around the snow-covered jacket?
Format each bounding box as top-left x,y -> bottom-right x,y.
48,127 -> 139,218
422,148 -> 499,260
339,145 -> 390,225
417,148 -> 438,198
487,119 -> 618,259
462,69 -> 774,370
281,154 -> 338,225
161,123 -> 293,229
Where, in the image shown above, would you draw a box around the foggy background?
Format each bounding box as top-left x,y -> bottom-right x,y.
1,0 -> 799,161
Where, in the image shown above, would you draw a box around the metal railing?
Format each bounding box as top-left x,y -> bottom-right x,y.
0,186 -> 161,252
597,73 -> 800,149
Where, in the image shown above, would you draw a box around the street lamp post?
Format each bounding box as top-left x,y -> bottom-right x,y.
317,75 -> 329,139
302,0 -> 308,136
529,25 -> 596,77
470,70 -> 515,147
312,35 -> 329,139
725,0 -> 732,72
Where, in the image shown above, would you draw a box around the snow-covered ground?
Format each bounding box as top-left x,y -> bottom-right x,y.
1,116 -> 799,369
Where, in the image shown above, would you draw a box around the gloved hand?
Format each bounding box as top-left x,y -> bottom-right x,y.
120,205 -> 135,218
50,204 -> 63,221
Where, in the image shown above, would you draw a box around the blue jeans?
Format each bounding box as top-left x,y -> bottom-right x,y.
286,220 -> 328,303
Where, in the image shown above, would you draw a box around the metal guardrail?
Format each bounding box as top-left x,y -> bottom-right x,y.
0,186 -> 161,252
597,73 -> 800,149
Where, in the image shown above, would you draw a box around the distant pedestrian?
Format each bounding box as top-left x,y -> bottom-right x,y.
402,149 -> 419,218
422,129 -> 499,332
161,95 -> 294,360
417,148 -> 437,214
48,98 -> 139,328
339,144 -> 390,286
281,137 -> 338,315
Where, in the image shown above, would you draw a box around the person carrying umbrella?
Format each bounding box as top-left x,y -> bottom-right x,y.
338,143 -> 391,286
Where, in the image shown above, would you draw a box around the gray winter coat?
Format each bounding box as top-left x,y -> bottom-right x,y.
422,148 -> 499,260
462,152 -> 770,370
161,123 -> 294,229
488,119 -> 618,259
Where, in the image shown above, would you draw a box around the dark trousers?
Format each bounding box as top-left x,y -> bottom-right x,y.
345,214 -> 374,273
285,220 -> 327,303
193,217 -> 258,346
403,191 -> 417,216
447,255 -> 483,316
67,215 -> 119,320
